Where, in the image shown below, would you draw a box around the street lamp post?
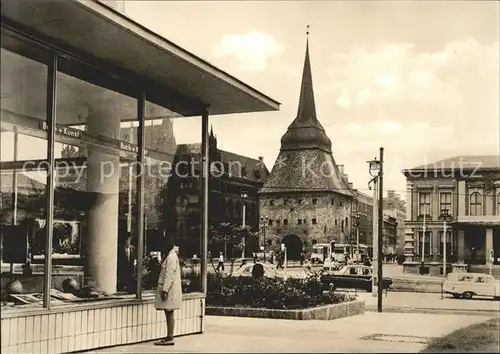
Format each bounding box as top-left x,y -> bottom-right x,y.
441,209 -> 450,278
241,193 -> 248,258
356,215 -> 360,254
261,216 -> 268,262
367,147 -> 384,313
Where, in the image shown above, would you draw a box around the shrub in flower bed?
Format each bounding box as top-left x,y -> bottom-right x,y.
205,273 -> 355,310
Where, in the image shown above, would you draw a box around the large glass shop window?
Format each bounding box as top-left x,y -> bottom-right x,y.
1,29 -> 204,304
0,31 -> 50,275
54,55 -> 140,295
142,103 -> 202,294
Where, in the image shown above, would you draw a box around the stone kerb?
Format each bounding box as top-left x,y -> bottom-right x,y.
206,300 -> 365,320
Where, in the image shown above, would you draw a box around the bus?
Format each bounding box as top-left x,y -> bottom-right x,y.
310,243 -> 332,264
331,243 -> 352,263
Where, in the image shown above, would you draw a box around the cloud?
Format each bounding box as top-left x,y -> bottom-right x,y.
327,39 -> 499,108
326,120 -> 455,155
212,32 -> 286,71
337,88 -> 351,108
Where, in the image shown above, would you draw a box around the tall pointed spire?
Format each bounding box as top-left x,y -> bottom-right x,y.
295,25 -> 317,123
280,26 -> 332,153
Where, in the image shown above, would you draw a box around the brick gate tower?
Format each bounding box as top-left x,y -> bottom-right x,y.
258,34 -> 354,260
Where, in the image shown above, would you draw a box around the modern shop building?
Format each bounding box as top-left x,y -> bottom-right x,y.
0,1 -> 279,353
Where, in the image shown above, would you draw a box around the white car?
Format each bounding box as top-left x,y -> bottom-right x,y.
322,258 -> 342,274
231,262 -> 278,278
443,272 -> 500,299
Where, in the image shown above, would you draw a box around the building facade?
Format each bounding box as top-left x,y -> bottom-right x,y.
165,127 -> 269,257
352,190 -> 374,247
383,190 -> 406,253
403,156 -> 500,272
382,214 -> 398,255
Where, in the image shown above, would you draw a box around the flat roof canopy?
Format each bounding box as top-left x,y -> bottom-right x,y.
0,0 -> 280,117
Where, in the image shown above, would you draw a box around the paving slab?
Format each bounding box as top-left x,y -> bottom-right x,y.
87,312 -> 495,353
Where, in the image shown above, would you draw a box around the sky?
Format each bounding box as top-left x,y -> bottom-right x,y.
1,1 -> 499,201
120,0 -> 500,199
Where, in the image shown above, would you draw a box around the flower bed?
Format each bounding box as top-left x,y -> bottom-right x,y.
204,273 -> 356,309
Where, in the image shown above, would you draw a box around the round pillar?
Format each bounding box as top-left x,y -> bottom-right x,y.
84,100 -> 121,294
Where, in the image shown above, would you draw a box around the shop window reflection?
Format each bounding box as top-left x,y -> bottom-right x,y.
53,56 -> 139,295
0,31 -> 49,275
143,104 -> 201,294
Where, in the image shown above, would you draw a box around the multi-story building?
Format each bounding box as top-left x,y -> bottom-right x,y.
383,190 -> 406,253
382,214 -> 398,255
402,155 -> 500,274
352,190 -> 400,257
352,190 -> 374,247
165,127 -> 269,257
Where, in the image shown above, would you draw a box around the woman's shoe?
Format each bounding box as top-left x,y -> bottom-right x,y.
154,337 -> 175,346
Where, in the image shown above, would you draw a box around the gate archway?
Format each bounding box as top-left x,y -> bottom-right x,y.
282,234 -> 303,260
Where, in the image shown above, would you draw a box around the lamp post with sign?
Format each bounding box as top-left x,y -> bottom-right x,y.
367,147 -> 384,313
261,216 -> 268,262
241,193 -> 248,258
441,209 -> 451,277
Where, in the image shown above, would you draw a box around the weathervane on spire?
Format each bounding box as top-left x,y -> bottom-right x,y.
306,25 -> 310,37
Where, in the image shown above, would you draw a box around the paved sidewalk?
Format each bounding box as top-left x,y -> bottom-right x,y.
357,291 -> 500,314
87,312 -> 494,353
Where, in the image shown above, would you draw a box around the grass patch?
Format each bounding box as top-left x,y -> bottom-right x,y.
421,317 -> 500,353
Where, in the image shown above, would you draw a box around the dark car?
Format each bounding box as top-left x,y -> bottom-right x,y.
321,265 -> 393,292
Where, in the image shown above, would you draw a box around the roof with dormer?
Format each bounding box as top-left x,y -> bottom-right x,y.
259,37 -> 352,197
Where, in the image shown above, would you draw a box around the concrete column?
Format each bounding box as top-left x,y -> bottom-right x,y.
486,228 -> 494,263
458,181 -> 466,217
85,100 -> 121,294
406,182 -> 413,221
457,230 -> 465,263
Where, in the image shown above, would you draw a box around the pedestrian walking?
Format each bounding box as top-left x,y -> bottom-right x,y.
276,251 -> 284,269
154,234 -> 182,346
216,252 -> 225,272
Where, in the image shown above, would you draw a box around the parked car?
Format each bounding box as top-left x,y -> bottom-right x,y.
320,265 -> 393,292
442,272 -> 500,299
231,262 -> 277,278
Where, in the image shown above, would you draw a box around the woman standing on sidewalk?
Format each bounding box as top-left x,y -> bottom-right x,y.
154,234 -> 182,346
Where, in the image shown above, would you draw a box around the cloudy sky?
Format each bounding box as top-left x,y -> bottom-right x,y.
120,0 -> 499,199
